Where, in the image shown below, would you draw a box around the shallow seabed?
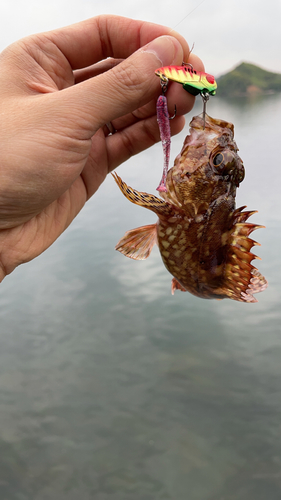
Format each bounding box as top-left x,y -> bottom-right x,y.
0,95 -> 280,500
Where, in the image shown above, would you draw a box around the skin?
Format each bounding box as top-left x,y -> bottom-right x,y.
0,15 -> 204,282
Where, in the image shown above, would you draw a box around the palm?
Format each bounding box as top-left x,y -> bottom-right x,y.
0,120 -> 110,276
0,40 -> 119,272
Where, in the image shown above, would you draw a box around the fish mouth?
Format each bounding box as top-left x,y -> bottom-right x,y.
189,113 -> 234,137
178,114 -> 234,153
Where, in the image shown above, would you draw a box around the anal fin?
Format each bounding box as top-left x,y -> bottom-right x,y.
115,224 -> 157,260
171,278 -> 187,295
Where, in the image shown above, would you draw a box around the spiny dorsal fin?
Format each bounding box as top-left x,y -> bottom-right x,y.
222,207 -> 267,302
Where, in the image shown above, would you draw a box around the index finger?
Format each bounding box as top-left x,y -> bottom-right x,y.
44,15 -> 191,70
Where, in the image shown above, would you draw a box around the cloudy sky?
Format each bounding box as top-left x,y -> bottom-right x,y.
0,0 -> 280,76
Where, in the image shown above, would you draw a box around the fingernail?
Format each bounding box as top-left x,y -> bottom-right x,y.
141,36 -> 180,66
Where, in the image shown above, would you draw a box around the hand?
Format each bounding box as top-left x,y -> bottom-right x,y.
0,15 -> 204,281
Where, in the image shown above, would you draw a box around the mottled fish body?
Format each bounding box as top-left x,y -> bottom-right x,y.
113,114 -> 267,302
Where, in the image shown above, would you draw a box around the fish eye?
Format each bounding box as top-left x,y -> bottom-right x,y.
213,153 -> 224,167
211,150 -> 244,184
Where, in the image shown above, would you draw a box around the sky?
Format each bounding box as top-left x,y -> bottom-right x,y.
0,0 -> 280,77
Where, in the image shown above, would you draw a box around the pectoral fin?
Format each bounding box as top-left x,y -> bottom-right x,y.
116,224 -> 157,260
112,172 -> 173,216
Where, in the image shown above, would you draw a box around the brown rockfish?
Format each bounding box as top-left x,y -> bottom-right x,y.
112,114 -> 267,302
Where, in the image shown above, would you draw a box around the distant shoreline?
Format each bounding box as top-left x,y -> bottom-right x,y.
216,62 -> 281,97
218,89 -> 278,97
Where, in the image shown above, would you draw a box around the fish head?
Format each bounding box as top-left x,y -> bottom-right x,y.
164,114 -> 245,216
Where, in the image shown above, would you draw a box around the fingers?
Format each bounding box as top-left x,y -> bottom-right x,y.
45,15 -> 191,70
73,52 -> 205,120
74,58 -> 124,84
81,114 -> 186,199
3,15 -> 204,144
188,53 -> 205,72
57,35 -> 198,136
107,115 -> 186,172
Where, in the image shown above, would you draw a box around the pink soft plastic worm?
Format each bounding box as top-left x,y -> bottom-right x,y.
156,95 -> 171,192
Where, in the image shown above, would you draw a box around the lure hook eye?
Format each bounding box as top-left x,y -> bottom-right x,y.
160,76 -> 169,95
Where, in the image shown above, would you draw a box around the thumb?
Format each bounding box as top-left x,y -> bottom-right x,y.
61,36 -> 185,134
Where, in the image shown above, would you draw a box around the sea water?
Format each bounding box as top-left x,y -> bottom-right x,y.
0,94 -> 280,500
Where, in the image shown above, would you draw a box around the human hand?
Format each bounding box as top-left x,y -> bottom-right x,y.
0,15 -> 204,281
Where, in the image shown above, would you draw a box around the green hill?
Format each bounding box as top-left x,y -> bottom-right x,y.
217,62 -> 281,97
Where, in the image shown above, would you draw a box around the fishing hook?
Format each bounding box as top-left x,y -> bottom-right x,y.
169,105 -> 177,120
201,91 -> 210,129
181,61 -> 194,70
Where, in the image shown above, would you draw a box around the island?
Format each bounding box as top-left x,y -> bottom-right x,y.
216,62 -> 281,97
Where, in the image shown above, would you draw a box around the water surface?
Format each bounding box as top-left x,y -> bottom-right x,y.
0,95 -> 280,500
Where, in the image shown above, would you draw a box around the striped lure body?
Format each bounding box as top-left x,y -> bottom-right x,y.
155,65 -> 217,96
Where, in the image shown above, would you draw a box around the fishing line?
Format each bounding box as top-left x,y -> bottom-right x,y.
171,0 -> 208,31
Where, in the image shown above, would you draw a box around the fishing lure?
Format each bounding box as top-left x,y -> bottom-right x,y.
156,62 -> 217,125
155,62 -> 217,191
155,62 -> 217,96
156,94 -> 171,192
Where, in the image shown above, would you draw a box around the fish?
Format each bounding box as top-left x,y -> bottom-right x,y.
112,113 -> 268,302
